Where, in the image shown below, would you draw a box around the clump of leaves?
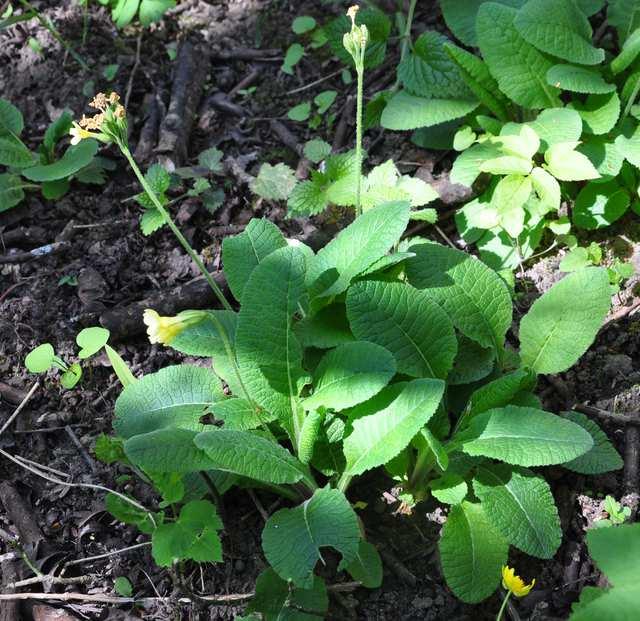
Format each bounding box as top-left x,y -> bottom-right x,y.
100,200 -> 620,607
346,0 -> 640,272
594,495 -> 632,528
0,99 -> 111,212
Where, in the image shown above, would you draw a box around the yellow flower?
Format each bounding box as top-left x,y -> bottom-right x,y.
69,122 -> 96,145
501,566 -> 535,597
143,309 -> 207,345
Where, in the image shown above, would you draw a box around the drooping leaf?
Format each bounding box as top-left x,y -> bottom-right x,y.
459,405 -> 594,466
113,365 -> 224,438
0,98 -> 24,136
302,342 -> 396,411
194,429 -> 309,485
262,487 -> 360,588
406,242 -> 512,352
344,379 -> 445,476
346,279 -> 457,379
439,501 -> 508,603
222,218 -> 287,302
519,268 -> 611,374
473,464 -> 561,558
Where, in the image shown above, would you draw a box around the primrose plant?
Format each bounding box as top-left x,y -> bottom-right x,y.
97,197 -> 621,610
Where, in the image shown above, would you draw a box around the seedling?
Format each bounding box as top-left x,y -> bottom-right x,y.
594,495 -> 632,528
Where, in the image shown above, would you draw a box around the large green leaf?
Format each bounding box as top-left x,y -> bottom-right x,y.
381,91 -> 479,130
514,0 -> 604,65
477,3 -> 561,109
209,398 -> 276,431
124,428 -> 217,473
221,218 -> 287,302
22,140 -> 99,181
573,180 -> 630,230
397,31 -> 472,99
459,405 -> 594,466
519,268 -> 611,374
306,201 -> 410,297
562,411 -> 623,474
344,540 -> 383,589
473,464 -> 561,558
344,378 -> 445,475
406,242 -> 512,352
302,341 -> 396,411
114,365 -> 224,438
139,0 -> 175,26
439,501 -> 508,603
262,487 -> 360,588
235,246 -> 307,420
194,429 -> 308,485
570,523 -> 640,620
439,0 -> 528,46
346,279 -> 457,378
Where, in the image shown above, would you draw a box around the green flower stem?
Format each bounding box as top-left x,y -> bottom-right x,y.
355,56 -> 365,217
120,145 -> 232,312
496,591 -> 512,621
392,0 -> 418,92
408,444 -> 435,491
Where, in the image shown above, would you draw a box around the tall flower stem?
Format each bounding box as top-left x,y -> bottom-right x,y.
354,58 -> 365,217
119,144 -> 232,312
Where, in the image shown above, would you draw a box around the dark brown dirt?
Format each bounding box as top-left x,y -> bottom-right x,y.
1,1 -> 639,620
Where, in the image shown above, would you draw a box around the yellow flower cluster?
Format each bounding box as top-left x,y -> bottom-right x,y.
501,565 -> 535,597
69,92 -> 126,146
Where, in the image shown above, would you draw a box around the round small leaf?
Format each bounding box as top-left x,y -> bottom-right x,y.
25,343 -> 55,373
292,15 -> 316,34
76,326 -> 110,359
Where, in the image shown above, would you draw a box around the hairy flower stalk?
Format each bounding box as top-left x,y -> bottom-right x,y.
69,92 -> 231,313
343,5 -> 368,217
